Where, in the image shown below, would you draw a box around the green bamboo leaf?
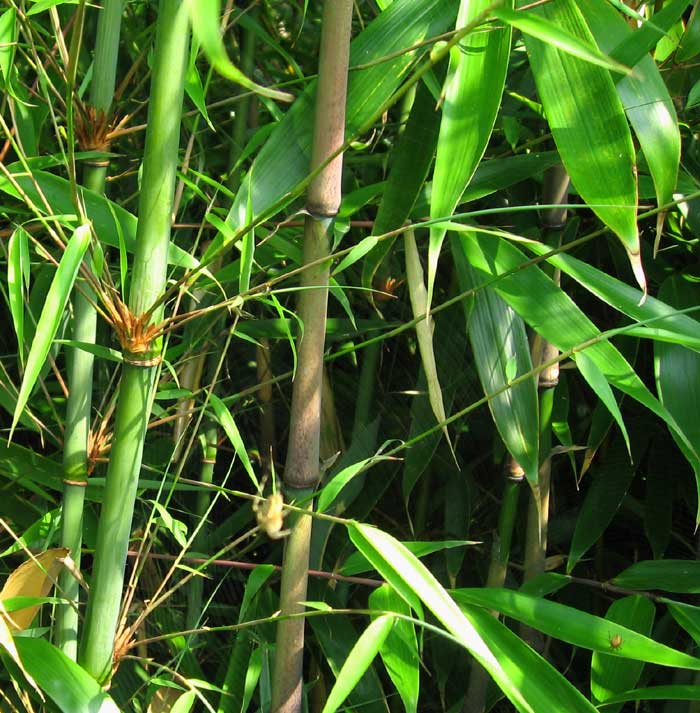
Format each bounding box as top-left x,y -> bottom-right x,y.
0,167 -> 200,270
568,433 -> 636,573
317,453 -> 391,514
460,151 -> 561,204
666,598 -> 700,645
613,560 -> 700,593
11,224 -> 91,438
573,352 -> 630,456
521,241 -> 700,351
601,685 -> 700,706
677,1 -> 700,60
458,603 -> 600,712
221,0 -> 459,243
579,0 -> 680,221
321,615 -> 394,713
404,229 -> 453,455
523,0 -> 644,293
610,0 -> 692,67
494,6 -> 630,74
348,523 -> 539,712
0,7 -> 16,83
7,227 -> 28,364
369,586 -> 419,713
185,0 -> 292,103
591,596 -> 655,707
342,539 -> 472,577
14,636 -> 120,713
452,588 -> 700,669
452,237 -> 539,484
333,235 -> 378,276
309,610 -> 389,713
208,393 -> 257,488
428,0 -> 512,310
456,233 -> 700,489
654,276 -> 700,496
361,81 -> 440,303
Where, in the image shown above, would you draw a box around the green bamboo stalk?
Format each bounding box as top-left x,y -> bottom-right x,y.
55,0 -> 125,661
464,456 -> 523,713
270,3 -> 353,710
78,0 -> 190,682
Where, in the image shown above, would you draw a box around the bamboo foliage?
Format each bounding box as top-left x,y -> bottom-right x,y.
4,1 -> 700,711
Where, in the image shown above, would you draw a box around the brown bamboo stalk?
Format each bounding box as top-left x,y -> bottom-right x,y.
269,2 -> 354,711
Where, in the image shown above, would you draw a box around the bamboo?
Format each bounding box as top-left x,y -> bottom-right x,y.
270,2 -> 353,710
79,0 -> 189,682
55,0 -> 125,660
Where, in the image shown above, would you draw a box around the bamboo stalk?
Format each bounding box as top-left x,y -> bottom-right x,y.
520,163 -> 568,650
79,0 -> 189,682
55,0 -> 125,661
270,3 -> 353,710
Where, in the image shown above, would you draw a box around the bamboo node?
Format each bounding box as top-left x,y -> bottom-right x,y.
63,478 -> 88,487
74,102 -> 133,154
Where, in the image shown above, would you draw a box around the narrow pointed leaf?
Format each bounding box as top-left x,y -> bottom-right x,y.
452,236 -> 539,483
613,560 -> 700,593
7,227 -> 27,363
523,0 -> 644,293
579,0 -> 680,213
456,233 -> 700,489
591,596 -> 655,705
452,588 -> 700,669
185,0 -> 292,103
14,636 -> 120,713
321,615 -> 394,713
404,229 -> 453,454
428,0 -> 512,309
361,80 -> 440,301
369,586 -> 419,713
654,276 -> 700,507
11,224 -> 91,437
494,6 -> 630,74
348,523 -> 537,712
208,393 -> 257,488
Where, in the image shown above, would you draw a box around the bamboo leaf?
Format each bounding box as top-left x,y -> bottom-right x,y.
11,224 -> 91,438
14,636 -> 120,713
428,0 -> 512,309
523,0 -> 644,293
185,0 -> 292,103
321,615 -> 394,713
369,585 -> 419,713
654,276 -> 700,501
208,393 -> 257,488
456,233 -> 700,499
591,595 -> 655,706
362,81 -> 440,303
452,588 -> 700,670
494,6 -> 630,74
601,685 -> 700,706
452,236 -> 539,484
613,560 -> 700,593
677,1 -> 700,61
348,522 -> 540,712
342,539 -> 473,577
0,168 -> 200,270
0,548 -> 67,631
404,229 -> 453,456
7,227 -> 28,365
579,0 -> 680,227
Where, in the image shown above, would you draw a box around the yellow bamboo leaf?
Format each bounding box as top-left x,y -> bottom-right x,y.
0,547 -> 68,631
